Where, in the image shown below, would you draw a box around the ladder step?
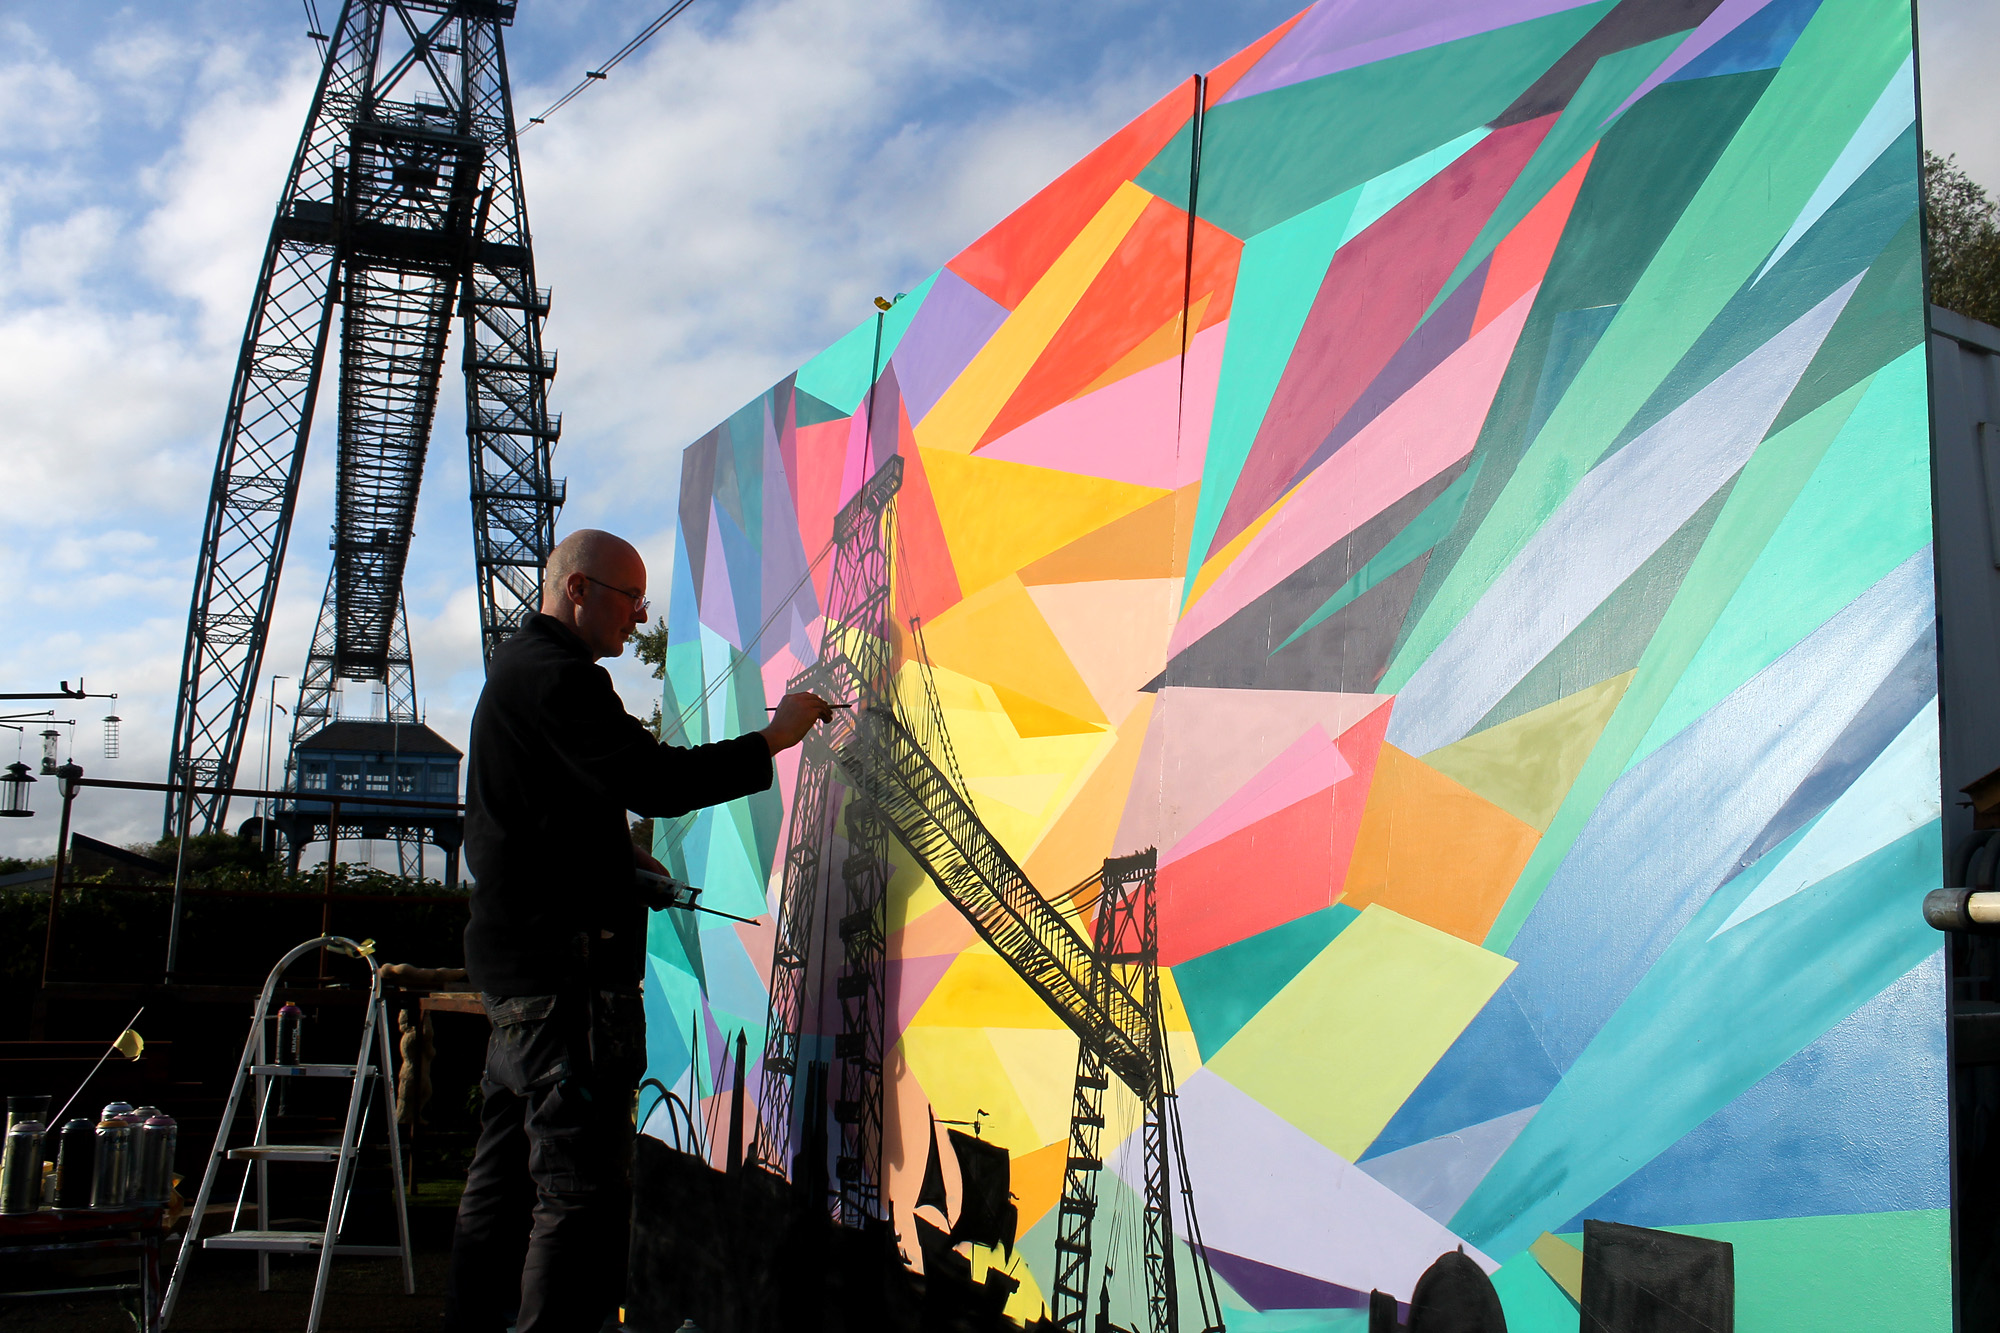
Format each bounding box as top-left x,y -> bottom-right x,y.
250,1063 -> 373,1078
228,1145 -> 351,1162
204,1231 -> 403,1256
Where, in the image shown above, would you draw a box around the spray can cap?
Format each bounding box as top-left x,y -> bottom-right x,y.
100,1102 -> 133,1120
278,1002 -> 303,1016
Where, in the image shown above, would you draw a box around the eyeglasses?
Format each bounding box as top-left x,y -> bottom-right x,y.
581,575 -> 650,618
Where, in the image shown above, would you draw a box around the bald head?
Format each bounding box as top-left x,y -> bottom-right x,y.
542,529 -> 648,658
545,529 -> 639,598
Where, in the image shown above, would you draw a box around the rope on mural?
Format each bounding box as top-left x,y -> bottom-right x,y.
1173,72 -> 1208,451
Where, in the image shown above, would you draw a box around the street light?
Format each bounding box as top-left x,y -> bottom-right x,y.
261,675 -> 291,819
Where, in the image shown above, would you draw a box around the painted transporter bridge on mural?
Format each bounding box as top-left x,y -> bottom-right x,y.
635,0 -> 1948,1328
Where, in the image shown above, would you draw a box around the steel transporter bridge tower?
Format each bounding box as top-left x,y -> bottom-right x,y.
164,0 -> 562,849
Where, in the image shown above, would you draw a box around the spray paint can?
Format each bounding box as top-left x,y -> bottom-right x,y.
1,1119 -> 44,1213
275,1002 -> 304,1115
91,1107 -> 136,1209
5,1094 -> 50,1136
136,1112 -> 177,1205
54,1118 -> 95,1208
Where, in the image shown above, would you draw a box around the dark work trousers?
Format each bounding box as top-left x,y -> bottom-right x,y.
444,989 -> 646,1333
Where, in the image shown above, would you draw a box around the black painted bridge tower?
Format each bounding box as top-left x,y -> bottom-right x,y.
165,0 -> 562,845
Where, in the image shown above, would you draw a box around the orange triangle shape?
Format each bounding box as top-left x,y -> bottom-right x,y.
1341,744 -> 1540,944
1073,291 -> 1215,399
993,683 -> 1103,738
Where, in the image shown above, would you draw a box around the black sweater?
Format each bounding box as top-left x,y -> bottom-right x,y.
463,615 -> 773,995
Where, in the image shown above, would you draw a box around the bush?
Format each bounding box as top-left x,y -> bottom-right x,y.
1925,152 -> 2000,326
1,860 -> 470,1036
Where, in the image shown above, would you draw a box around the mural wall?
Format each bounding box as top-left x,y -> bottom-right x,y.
645,0 -> 1945,1328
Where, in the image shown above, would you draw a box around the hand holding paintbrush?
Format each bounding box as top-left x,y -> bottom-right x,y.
758,691 -> 838,756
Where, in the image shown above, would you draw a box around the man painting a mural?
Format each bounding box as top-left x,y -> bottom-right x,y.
631,0 -> 1958,1329
445,528 -> 831,1333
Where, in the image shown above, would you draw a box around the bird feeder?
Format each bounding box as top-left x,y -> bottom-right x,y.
0,762 -> 34,818
101,716 -> 120,761
38,730 -> 59,776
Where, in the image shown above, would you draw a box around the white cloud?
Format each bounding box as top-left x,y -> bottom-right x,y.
14,204 -> 120,298
0,303 -> 215,531
138,47 -> 320,348
0,30 -> 97,152
1920,0 -> 2000,194
523,0 -> 1195,532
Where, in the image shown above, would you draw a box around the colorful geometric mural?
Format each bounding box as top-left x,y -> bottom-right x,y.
646,0 -> 1947,1327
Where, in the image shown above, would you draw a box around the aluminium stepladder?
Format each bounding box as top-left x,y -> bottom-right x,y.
161,935 -> 413,1332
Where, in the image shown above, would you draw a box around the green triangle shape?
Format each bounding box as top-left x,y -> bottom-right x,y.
1766,208 -> 1924,437
1422,670 -> 1633,832
793,387 -> 849,428
1172,904 -> 1359,1061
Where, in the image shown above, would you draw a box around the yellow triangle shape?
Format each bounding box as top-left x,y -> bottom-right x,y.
983,1027 -> 1081,1146
914,180 -> 1154,454
1420,671 -> 1633,832
921,575 -> 1110,727
921,447 -> 1166,602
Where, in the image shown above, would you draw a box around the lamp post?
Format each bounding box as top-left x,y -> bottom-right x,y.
260,675 -> 291,820
42,761 -> 81,986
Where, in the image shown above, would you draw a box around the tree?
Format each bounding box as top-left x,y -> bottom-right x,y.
632,622 -> 670,740
1924,152 -> 2000,326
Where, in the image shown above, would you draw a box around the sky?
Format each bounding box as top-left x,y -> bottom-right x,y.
0,0 -> 1993,862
